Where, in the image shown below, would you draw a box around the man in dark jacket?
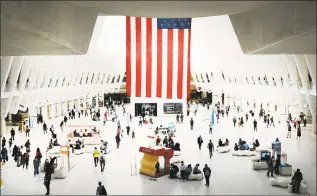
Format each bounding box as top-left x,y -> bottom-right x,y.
115,134 -> 121,149
43,122 -> 47,134
203,164 -> 211,187
267,156 -> 274,177
292,169 -> 303,193
197,136 -> 203,150
10,128 -> 15,141
253,119 -> 257,131
96,181 -> 107,195
207,140 -> 214,158
274,154 -> 281,175
190,118 -> 194,130
233,117 -> 237,127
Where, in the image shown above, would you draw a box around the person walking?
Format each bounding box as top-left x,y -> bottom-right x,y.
286,124 -> 292,138
96,181 -> 107,195
267,156 -> 274,177
43,122 -> 47,134
33,156 -> 40,176
2,137 -> 6,148
203,164 -> 211,187
100,152 -> 106,172
126,125 -> 130,136
44,172 -> 51,195
270,116 -> 275,127
22,152 -> 30,170
131,130 -> 135,139
274,154 -> 281,175
64,116 -> 68,125
93,147 -> 100,167
297,126 -> 301,139
115,134 -> 121,149
197,136 -> 203,150
207,140 -> 214,158
1,146 -> 8,164
190,118 -> 194,130
253,119 -> 258,131
209,123 -> 213,134
10,128 -> 15,141
303,116 -> 307,127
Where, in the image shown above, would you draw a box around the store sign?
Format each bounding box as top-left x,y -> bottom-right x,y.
163,103 -> 183,114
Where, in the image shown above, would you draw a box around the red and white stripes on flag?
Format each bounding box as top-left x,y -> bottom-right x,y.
126,16 -> 191,100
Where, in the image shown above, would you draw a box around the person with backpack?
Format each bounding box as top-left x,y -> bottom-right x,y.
190,118 -> 194,130
96,181 -> 107,195
203,164 -> 211,187
197,135 -> 203,150
33,156 -> 40,176
36,148 -> 42,163
207,140 -> 214,158
25,139 -> 31,153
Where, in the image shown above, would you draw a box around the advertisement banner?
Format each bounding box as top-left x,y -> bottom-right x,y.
163,103 -> 183,114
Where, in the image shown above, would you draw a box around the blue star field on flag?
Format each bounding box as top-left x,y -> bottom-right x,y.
157,18 -> 192,29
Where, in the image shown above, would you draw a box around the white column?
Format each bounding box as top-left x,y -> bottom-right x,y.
0,114 -> 6,137
283,55 -> 304,112
304,55 -> 316,89
4,56 -> 24,117
1,56 -> 13,95
293,55 -> 316,120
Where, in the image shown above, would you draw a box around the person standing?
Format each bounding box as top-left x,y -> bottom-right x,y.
43,122 -> 47,134
25,125 -> 30,137
253,119 -> 258,131
197,136 -> 203,150
126,125 -> 130,136
286,124 -> 292,138
297,126 -> 301,139
96,181 -> 107,195
22,152 -> 30,170
267,156 -> 274,177
64,116 -> 68,125
131,130 -> 135,139
209,123 -> 213,134
33,156 -> 40,176
233,117 -> 237,127
10,128 -> 15,141
190,118 -> 194,130
303,116 -> 307,127
245,113 -> 249,122
203,164 -> 211,187
274,154 -> 281,175
115,134 -> 121,149
270,116 -> 275,127
138,117 -> 143,127
207,140 -> 214,158
93,147 -> 100,167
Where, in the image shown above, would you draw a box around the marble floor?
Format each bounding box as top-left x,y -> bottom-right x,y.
1,104 -> 316,195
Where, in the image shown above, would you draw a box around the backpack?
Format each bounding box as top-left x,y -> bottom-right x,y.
100,185 -> 107,195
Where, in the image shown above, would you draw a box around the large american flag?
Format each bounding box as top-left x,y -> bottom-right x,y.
126,17 -> 191,100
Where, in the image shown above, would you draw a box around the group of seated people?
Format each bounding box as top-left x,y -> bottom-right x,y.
47,139 -> 60,151
73,127 -> 99,138
234,138 -> 260,151
169,161 -> 201,181
156,136 -> 181,151
217,138 -> 229,150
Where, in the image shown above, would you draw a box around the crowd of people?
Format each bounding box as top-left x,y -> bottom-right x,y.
1,98 -> 310,195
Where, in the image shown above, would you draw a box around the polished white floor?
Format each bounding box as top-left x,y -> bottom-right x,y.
1,104 -> 316,195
